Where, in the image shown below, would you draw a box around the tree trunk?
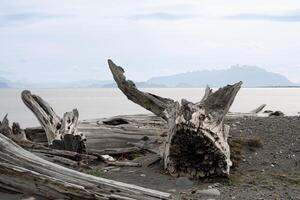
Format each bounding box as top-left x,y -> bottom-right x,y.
21,90 -> 86,153
0,133 -> 171,200
108,60 -> 242,178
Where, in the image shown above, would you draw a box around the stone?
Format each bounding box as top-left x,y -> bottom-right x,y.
196,188 -> 221,196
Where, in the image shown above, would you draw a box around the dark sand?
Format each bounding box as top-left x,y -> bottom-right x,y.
1,116 -> 299,200
100,116 -> 300,200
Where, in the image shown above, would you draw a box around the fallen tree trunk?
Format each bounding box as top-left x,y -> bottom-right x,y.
0,133 -> 171,200
25,114 -> 167,154
108,60 -> 242,178
21,90 -> 86,153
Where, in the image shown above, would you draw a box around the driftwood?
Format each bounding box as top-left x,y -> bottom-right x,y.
0,115 -> 33,145
0,115 -> 97,169
21,90 -> 86,153
0,132 -> 171,200
108,60 -> 242,178
227,104 -> 266,118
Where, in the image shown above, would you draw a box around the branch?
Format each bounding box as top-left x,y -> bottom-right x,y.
21,90 -> 61,143
201,81 -> 242,122
108,59 -> 175,120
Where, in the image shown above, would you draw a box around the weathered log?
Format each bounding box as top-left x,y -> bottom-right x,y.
89,147 -> 141,155
30,148 -> 98,162
227,104 -> 267,118
108,59 -> 242,178
0,133 -> 171,199
25,115 -> 166,155
21,90 -> 86,153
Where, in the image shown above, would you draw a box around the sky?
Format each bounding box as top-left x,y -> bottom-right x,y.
1,0 -> 300,83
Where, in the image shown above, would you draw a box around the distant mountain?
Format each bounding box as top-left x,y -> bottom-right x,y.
0,65 -> 297,88
147,65 -> 295,87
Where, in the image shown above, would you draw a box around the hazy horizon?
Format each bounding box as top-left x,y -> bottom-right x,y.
1,0 -> 300,83
1,64 -> 300,88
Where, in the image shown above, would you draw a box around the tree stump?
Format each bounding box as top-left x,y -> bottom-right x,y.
108,59 -> 242,178
21,90 -> 86,153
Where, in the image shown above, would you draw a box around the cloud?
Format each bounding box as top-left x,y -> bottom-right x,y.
225,11 -> 300,22
0,13 -> 71,27
126,12 -> 200,21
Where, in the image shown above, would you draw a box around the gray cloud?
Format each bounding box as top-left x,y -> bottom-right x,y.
0,13 -> 71,27
225,11 -> 300,22
126,12 -> 200,21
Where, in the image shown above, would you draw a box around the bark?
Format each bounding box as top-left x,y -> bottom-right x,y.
0,133 -> 171,200
108,60 -> 242,178
21,90 -> 86,153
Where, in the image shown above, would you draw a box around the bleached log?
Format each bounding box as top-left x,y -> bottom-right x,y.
21,90 -> 86,153
108,60 -> 242,178
227,104 -> 267,118
25,115 -> 165,155
0,133 -> 171,200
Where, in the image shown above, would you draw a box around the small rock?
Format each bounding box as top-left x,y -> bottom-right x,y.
140,174 -> 146,177
22,197 -> 36,200
168,189 -> 176,193
175,177 -> 193,189
196,188 -> 221,196
101,155 -> 115,162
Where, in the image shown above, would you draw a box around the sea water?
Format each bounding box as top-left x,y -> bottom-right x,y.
0,88 -> 300,127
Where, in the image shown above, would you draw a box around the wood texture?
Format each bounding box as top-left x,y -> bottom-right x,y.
21,90 -> 86,153
0,133 -> 171,200
108,60 -> 242,178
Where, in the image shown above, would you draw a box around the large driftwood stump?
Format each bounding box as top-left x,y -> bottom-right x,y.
108,60 -> 242,178
21,90 -> 86,153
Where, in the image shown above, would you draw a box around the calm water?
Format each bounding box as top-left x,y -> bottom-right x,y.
0,88 -> 300,127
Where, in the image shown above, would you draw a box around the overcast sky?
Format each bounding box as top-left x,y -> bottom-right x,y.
1,0 -> 300,83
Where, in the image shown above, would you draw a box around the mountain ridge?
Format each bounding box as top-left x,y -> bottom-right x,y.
147,65 -> 294,87
0,65 -> 298,88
